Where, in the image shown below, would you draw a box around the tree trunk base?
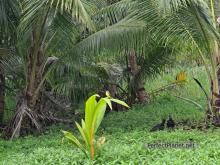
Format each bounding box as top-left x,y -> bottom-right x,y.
205,105 -> 220,127
3,92 -> 74,140
128,51 -> 150,104
3,96 -> 41,140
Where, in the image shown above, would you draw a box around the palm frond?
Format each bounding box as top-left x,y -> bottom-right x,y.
18,0 -> 96,39
72,17 -> 146,57
0,0 -> 20,35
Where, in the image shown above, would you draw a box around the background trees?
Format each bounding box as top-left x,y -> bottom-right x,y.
136,0 -> 220,125
0,0 -> 19,123
2,0 -> 220,139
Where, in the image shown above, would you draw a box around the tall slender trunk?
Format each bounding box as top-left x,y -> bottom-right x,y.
128,51 -> 150,104
5,30 -> 45,139
0,71 -> 5,123
25,45 -> 44,109
210,43 -> 220,125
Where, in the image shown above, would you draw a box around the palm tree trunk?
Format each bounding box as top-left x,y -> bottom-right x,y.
0,71 -> 5,123
5,31 -> 45,139
25,47 -> 44,109
128,51 -> 150,104
210,44 -> 220,125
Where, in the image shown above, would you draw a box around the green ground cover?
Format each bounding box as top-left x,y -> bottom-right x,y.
1,67 -> 219,165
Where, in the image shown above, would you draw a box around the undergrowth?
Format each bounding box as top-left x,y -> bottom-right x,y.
1,66 -> 219,165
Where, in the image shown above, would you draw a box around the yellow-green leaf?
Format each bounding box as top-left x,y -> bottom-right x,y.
103,98 -> 112,110
85,94 -> 99,132
76,121 -> 90,150
110,98 -> 130,108
62,130 -> 86,154
92,99 -> 107,133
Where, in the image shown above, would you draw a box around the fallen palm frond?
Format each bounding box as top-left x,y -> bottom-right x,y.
193,78 -> 213,121
150,71 -> 187,95
171,94 -> 203,111
193,78 -> 209,100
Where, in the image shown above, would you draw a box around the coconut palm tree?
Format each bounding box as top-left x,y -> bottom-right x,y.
65,0 -> 220,125
54,0 -> 178,105
134,0 -> 220,125
2,0 -> 206,139
3,0 -> 103,139
2,0 -> 149,139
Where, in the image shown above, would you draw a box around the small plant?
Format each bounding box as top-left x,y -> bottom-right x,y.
62,92 -> 129,160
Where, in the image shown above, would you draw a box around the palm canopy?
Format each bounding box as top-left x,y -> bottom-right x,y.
2,0 -> 220,138
2,0 -> 218,102
50,0 -> 182,100
0,0 -> 19,37
61,0 -> 220,100
136,0 -> 220,79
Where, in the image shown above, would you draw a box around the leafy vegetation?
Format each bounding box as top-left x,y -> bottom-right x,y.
1,0 -> 220,164
62,93 -> 129,159
1,67 -> 219,164
3,129 -> 220,165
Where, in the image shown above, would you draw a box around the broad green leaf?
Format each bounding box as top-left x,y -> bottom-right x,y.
62,130 -> 86,154
103,98 -> 112,110
85,94 -> 99,133
92,99 -> 107,134
63,94 -> 129,159
76,121 -> 89,150
110,98 -> 130,108
81,119 -> 90,147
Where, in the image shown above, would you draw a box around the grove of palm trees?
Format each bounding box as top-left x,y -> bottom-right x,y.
1,0 -> 220,164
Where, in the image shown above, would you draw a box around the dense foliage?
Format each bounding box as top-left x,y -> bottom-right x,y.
1,67 -> 219,164
1,0 -> 220,164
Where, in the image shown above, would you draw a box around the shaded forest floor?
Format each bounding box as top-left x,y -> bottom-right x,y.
1,66 -> 220,164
